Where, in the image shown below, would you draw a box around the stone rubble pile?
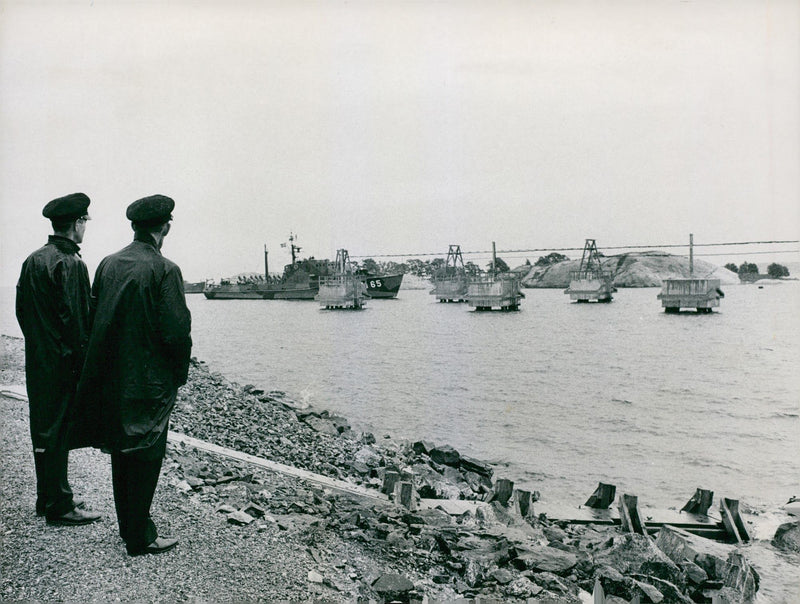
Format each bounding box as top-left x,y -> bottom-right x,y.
167,359 -> 763,603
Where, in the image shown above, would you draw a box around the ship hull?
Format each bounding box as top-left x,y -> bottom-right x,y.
183,281 -> 206,294
203,284 -> 318,300
362,273 -> 403,299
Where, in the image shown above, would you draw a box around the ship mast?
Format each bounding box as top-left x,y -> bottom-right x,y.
288,232 -> 302,265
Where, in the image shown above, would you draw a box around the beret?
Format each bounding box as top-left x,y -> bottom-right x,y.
126,194 -> 175,224
42,192 -> 90,220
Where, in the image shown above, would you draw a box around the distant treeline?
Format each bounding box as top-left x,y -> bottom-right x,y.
725,262 -> 791,279
354,252 -> 570,278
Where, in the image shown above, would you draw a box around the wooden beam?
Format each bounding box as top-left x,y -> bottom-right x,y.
720,498 -> 750,544
168,431 -> 387,503
618,494 -> 645,535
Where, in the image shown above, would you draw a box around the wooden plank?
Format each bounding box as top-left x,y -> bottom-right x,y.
537,502 -> 722,526
420,499 -> 487,515
168,431 -> 387,503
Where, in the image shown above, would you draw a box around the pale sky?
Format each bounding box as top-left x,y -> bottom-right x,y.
1,0 -> 798,285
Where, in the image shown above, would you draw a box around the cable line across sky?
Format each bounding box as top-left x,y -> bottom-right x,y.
350,240 -> 800,259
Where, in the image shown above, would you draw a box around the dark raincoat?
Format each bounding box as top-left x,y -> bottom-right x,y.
16,236 -> 91,451
77,233 -> 191,455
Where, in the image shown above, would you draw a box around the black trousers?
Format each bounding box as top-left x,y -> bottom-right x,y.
110,431 -> 167,553
33,450 -> 74,517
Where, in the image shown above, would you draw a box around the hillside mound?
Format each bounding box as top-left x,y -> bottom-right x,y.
520,251 -> 739,288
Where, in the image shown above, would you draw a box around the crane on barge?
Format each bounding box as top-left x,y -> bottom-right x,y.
430,244 -> 469,303
564,239 -> 617,303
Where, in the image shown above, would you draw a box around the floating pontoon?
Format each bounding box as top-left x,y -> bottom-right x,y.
658,234 -> 724,313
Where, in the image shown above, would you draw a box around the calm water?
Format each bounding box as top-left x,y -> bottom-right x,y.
3,282 -> 799,598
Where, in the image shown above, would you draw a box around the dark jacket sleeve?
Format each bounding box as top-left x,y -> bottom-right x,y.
15,267 -> 26,335
158,264 -> 192,386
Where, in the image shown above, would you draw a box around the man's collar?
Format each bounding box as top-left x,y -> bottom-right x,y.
48,235 -> 80,255
133,231 -> 162,251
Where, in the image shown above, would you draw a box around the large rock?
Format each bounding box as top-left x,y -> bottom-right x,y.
655,525 -> 758,600
354,445 -> 382,468
772,520 -> 800,552
303,415 -> 340,436
430,444 -> 460,466
593,533 -> 684,588
460,455 -> 494,477
408,463 -> 462,499
371,573 -> 415,602
511,546 -> 578,575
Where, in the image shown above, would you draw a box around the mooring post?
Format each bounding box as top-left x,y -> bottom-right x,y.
513,489 -> 534,519
492,478 -> 514,506
681,488 -> 714,515
382,470 -> 400,497
585,482 -> 617,509
398,481 -> 416,511
720,498 -> 750,544
618,494 -> 646,535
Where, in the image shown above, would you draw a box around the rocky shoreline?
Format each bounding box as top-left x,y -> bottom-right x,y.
3,334 -> 796,602
169,354 -> 774,602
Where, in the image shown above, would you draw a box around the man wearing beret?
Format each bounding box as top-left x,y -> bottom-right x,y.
78,194 -> 191,556
15,193 -> 102,525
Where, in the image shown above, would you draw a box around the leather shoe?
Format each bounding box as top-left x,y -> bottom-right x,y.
127,537 -> 178,556
37,498 -> 86,517
46,507 -> 101,526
